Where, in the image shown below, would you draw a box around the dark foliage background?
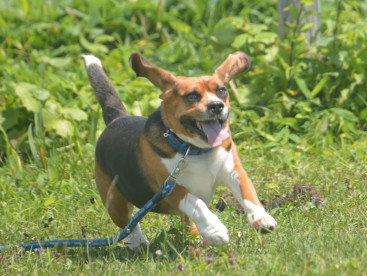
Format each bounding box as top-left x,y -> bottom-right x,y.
1,0 -> 366,160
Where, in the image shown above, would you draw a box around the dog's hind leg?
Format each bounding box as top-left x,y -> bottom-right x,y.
126,223 -> 149,250
181,215 -> 199,235
94,161 -> 149,250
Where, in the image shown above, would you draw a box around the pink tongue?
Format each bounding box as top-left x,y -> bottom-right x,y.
201,121 -> 230,147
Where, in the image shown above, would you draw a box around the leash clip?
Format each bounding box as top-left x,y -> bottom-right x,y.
170,146 -> 190,178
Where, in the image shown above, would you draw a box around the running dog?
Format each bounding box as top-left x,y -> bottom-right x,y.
82,52 -> 277,249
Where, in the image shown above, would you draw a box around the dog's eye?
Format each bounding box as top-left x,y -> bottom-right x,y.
185,91 -> 201,102
217,87 -> 227,98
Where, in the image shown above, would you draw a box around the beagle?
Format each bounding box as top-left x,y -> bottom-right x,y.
82,52 -> 277,249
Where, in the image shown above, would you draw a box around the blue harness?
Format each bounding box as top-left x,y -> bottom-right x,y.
0,131 -> 207,252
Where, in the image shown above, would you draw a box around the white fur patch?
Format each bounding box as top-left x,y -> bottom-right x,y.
82,54 -> 102,68
207,93 -> 222,102
126,223 -> 149,250
175,132 -> 211,148
179,193 -> 229,245
162,147 -> 230,203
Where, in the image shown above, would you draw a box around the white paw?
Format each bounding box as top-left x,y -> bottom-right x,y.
179,193 -> 229,246
243,200 -> 277,232
248,211 -> 277,231
126,223 -> 149,250
195,213 -> 229,246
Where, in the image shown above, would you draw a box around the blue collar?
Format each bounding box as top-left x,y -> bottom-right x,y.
163,123 -> 212,156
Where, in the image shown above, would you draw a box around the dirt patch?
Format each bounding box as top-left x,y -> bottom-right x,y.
216,184 -> 324,212
216,194 -> 245,213
263,183 -> 325,209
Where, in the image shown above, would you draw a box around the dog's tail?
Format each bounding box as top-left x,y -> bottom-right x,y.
82,55 -> 128,125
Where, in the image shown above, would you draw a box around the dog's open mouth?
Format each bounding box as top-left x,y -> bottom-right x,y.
180,117 -> 230,147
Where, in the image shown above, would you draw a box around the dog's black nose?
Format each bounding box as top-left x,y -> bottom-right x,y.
208,101 -> 224,115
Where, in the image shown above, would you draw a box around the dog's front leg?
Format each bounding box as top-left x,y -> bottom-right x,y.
221,145 -> 277,231
178,193 -> 229,246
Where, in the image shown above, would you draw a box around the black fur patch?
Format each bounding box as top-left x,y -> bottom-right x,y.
96,116 -> 157,209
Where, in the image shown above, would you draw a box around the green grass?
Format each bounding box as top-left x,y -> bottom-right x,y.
1,138 -> 367,275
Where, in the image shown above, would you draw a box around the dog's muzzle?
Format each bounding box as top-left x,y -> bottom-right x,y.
180,102 -> 230,147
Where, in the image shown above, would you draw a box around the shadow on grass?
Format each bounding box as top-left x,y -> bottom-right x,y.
57,227 -> 193,264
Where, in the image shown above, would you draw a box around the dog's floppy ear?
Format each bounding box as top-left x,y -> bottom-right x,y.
214,52 -> 251,84
129,52 -> 176,92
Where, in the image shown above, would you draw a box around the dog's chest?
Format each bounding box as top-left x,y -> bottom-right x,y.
161,147 -> 232,204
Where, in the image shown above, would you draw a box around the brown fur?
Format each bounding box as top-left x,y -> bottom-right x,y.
232,143 -> 262,205
94,161 -> 132,228
160,77 -> 231,138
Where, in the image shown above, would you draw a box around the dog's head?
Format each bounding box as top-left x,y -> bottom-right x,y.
129,52 -> 251,148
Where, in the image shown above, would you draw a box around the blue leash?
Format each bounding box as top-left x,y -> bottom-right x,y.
0,147 -> 190,252
0,181 -> 175,252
